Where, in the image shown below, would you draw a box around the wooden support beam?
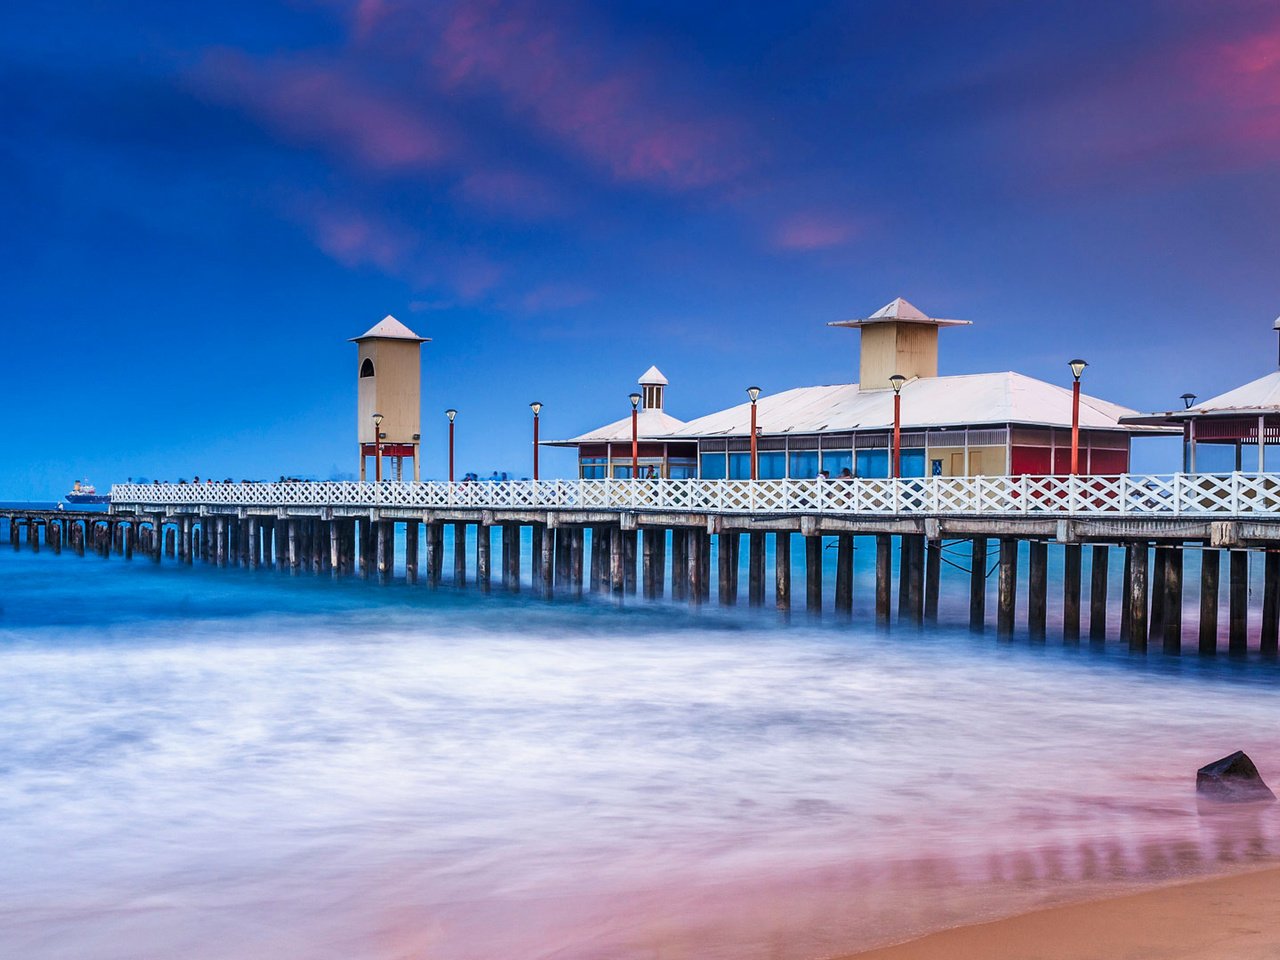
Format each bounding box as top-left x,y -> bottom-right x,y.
924,538 -> 940,623
835,534 -> 853,618
906,534 -> 924,624
969,537 -> 987,632
610,525 -> 625,599
476,523 -> 491,593
1089,545 -> 1108,642
642,528 -> 655,599
540,524 -> 554,599
1262,551 -> 1279,655
501,522 -> 517,591
287,519 -> 299,575
1119,548 -> 1132,643
123,522 -> 132,561
748,531 -> 765,608
997,538 -> 1017,638
1199,548 -> 1219,655
805,534 -> 823,616
671,528 -> 688,601
570,528 -> 584,599
405,520 -> 419,585
1028,540 -> 1048,641
453,521 -> 467,586
1062,544 -> 1081,642
589,525 -> 604,594
425,523 -> 442,586
246,518 -> 258,570
330,520 -> 341,576
875,534 -> 891,625
1150,548 -> 1169,643
1229,550 -> 1248,654
652,527 -> 666,600
775,531 -> 791,614
1163,547 -> 1183,655
377,521 -> 392,583
897,534 -> 911,621
1128,542 -> 1149,654
688,527 -> 704,606
623,529 -> 637,596
531,524 -> 543,588
718,532 -> 737,606
500,523 -> 512,590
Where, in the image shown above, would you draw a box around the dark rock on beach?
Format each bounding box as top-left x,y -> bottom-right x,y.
1196,751 -> 1276,803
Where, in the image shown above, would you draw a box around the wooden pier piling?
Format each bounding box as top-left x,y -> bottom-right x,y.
1261,551 -> 1279,655
997,538 -> 1017,638
1163,548 -> 1183,655
805,534 -> 822,616
835,534 -> 853,618
1229,550 -> 1248,654
1028,540 -> 1047,641
969,537 -> 987,632
1062,544 -> 1081,642
775,531 -> 791,614
1089,545 -> 1108,642
1199,548 -> 1219,654
1127,542 -> 1148,653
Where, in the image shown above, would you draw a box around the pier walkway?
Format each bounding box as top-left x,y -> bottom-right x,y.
5,473 -> 1280,656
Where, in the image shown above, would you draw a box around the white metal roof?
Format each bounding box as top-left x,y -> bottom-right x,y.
349,314 -> 430,342
662,371 -> 1161,438
828,296 -> 971,330
1124,371 -> 1280,423
548,408 -> 688,446
637,365 -> 669,386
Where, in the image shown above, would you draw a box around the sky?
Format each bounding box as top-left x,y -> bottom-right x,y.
2,0 -> 1278,496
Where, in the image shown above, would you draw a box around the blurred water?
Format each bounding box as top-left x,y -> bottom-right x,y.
2,548 -> 1279,959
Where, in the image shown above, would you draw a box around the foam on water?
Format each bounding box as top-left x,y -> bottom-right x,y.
2,550 -> 1279,959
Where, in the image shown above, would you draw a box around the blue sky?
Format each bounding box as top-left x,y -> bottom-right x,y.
2,0 -> 1278,495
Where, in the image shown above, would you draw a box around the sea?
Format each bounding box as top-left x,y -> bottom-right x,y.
2,520 -> 1280,959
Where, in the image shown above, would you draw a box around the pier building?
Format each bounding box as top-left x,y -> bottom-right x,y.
548,366 -> 698,479
666,298 -> 1165,480
1123,323 -> 1280,473
352,315 -> 429,482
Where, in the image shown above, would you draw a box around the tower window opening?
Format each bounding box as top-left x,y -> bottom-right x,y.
644,385 -> 663,409
360,358 -> 375,378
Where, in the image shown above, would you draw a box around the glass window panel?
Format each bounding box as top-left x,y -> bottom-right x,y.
758,451 -> 786,479
855,449 -> 888,478
821,451 -> 852,477
669,464 -> 696,479
900,448 -> 926,478
789,450 -> 819,478
727,453 -> 751,480
700,453 -> 727,480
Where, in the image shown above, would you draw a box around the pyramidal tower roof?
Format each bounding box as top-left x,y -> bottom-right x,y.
827,296 -> 971,329
349,314 -> 430,343
638,365 -> 669,386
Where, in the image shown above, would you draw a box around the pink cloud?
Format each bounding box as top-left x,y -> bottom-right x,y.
774,214 -> 858,252
455,167 -> 567,219
303,206 -> 417,273
432,1 -> 747,191
518,282 -> 594,312
194,50 -> 451,173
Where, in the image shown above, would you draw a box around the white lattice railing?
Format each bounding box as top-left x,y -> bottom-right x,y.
108,474 -> 1280,517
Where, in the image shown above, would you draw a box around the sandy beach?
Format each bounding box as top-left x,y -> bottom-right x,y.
840,863 -> 1280,960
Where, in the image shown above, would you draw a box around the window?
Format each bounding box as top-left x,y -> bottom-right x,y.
758,451 -> 786,479
700,453 -> 727,479
359,358 -> 375,378
728,453 -> 751,480
900,448 -> 926,478
580,456 -> 607,480
856,449 -> 888,478
789,450 -> 819,478
821,451 -> 852,477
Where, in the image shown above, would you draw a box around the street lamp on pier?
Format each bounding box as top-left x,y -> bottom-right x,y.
629,392 -> 641,478
1180,393 -> 1197,410
530,402 -> 543,480
1068,359 -> 1087,475
888,375 -> 906,479
445,409 -> 457,482
746,386 -> 761,480
372,412 -> 385,482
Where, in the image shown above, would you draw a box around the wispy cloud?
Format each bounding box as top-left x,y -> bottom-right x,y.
431,0 -> 748,191
193,50 -> 452,173
774,214 -> 858,252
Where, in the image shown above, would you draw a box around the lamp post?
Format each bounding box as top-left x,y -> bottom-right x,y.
372,412 -> 384,482
1068,359 -> 1087,475
445,409 -> 457,482
746,386 -> 761,480
888,374 -> 906,479
1180,393 -> 1197,410
530,401 -> 543,480
629,392 -> 641,478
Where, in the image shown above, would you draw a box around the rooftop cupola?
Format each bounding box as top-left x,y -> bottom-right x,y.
828,297 -> 970,390
638,365 -> 669,411
349,314 -> 430,481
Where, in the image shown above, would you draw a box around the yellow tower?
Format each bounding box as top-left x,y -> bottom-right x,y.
350,315 -> 429,482
827,297 -> 970,389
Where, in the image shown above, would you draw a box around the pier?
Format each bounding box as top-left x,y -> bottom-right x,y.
6,472 -> 1278,654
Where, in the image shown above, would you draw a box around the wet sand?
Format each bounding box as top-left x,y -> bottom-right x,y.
838,863 -> 1280,960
